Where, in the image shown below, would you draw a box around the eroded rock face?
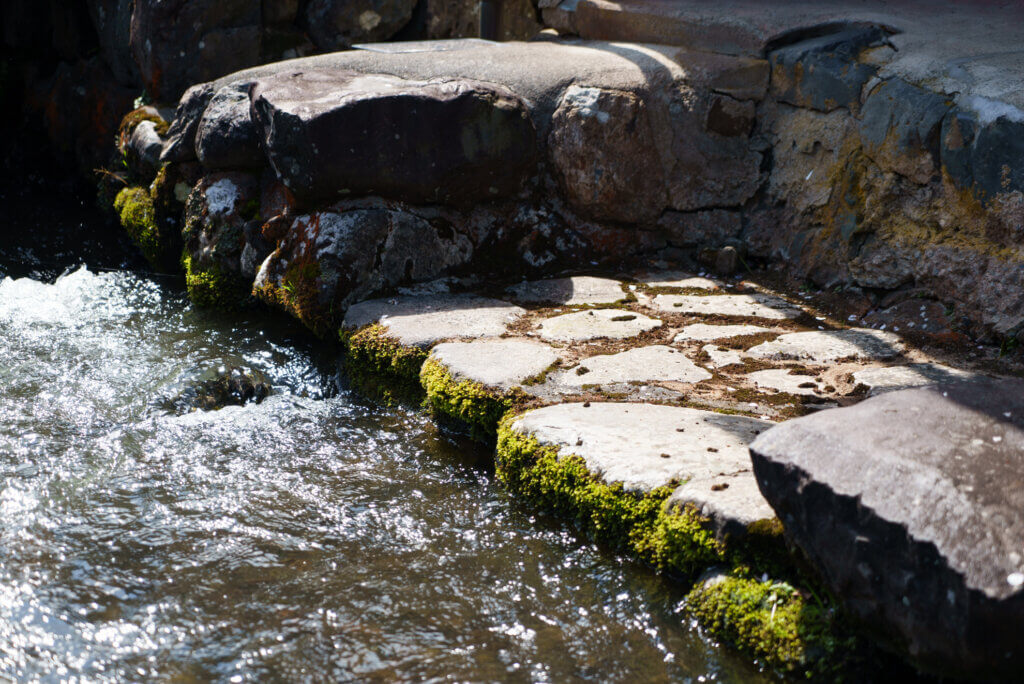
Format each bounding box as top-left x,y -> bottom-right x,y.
750,379 -> 1024,679
255,205 -> 473,333
303,0 -> 417,51
251,70 -> 538,204
194,82 -> 264,170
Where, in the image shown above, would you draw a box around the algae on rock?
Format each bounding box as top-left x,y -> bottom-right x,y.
420,357 -> 518,440
341,324 -> 429,405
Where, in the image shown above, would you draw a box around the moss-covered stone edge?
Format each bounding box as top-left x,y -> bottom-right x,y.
182,252 -> 249,310
340,324 -> 429,406
113,186 -> 163,269
495,412 -> 862,678
420,357 -> 520,441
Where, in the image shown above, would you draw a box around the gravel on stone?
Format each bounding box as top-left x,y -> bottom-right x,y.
343,294 -> 525,347
554,345 -> 711,388
537,308 -> 661,342
509,402 -> 770,493
428,338 -> 561,390
674,323 -> 772,342
746,328 -> 904,363
653,293 -> 803,319
506,276 -> 626,305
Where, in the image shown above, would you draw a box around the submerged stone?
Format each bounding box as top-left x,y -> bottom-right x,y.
750,379 -> 1024,679
746,328 -> 903,363
537,308 -> 661,342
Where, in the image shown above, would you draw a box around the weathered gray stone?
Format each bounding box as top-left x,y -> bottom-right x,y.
668,472 -> 776,540
637,271 -> 719,290
674,323 -> 770,342
304,0 -> 416,51
747,368 -> 822,396
554,345 -> 710,387
250,69 -> 537,204
750,379 -> 1024,679
343,294 -> 525,348
852,363 -> 982,395
537,308 -> 661,342
429,338 -> 560,390
652,293 -> 802,320
859,79 -> 949,184
746,328 -> 903,363
183,172 -> 261,286
506,276 -> 625,305
657,209 -> 743,249
161,83 -> 215,164
510,402 -> 770,493
701,344 -> 743,369
195,82 -> 264,170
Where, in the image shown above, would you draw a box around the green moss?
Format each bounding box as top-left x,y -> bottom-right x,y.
255,260 -> 331,336
495,418 -> 724,576
420,358 -> 516,441
341,324 -> 428,406
182,252 -> 248,310
685,574 -> 858,678
114,186 -> 163,269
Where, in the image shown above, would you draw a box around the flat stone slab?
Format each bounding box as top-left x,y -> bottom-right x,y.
852,363 -> 982,395
746,328 -> 903,363
750,379 -> 1024,678
652,293 -> 802,320
747,369 -> 823,396
428,338 -> 560,390
702,344 -> 744,368
506,276 -> 625,305
510,402 -> 771,493
554,345 -> 711,388
343,294 -> 525,348
537,308 -> 661,342
668,473 -> 776,539
675,323 -> 771,342
637,270 -> 719,290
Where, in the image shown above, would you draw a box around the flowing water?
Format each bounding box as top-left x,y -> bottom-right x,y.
0,266 -> 768,682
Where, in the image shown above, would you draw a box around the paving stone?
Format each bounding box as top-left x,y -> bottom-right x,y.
747,368 -> 822,396
652,293 -> 802,320
343,294 -> 525,348
750,379 -> 1024,678
852,363 -> 983,396
509,402 -> 771,493
637,270 -> 720,290
668,472 -> 776,539
675,323 -> 771,342
702,344 -> 744,368
506,276 -> 625,305
428,338 -> 560,390
553,345 -> 711,388
537,308 -> 661,342
746,328 -> 904,363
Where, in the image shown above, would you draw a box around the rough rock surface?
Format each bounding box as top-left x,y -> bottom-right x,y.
750,379 -> 1024,679
304,0 -> 418,51
510,402 -> 771,494
343,294 -> 525,347
637,271 -> 719,290
537,308 -> 661,342
428,338 -> 560,390
506,276 -> 625,305
747,369 -> 823,397
553,345 -> 711,388
852,363 -> 982,396
674,323 -> 771,342
652,294 -> 802,320
250,69 -> 537,204
194,82 -> 263,169
701,345 -> 744,369
746,329 -> 904,363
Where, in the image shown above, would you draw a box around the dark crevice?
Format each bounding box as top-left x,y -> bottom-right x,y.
763,21 -> 899,55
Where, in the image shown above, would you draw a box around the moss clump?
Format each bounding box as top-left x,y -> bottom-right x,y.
495,418 -> 724,576
341,324 -> 428,405
117,108 -> 168,152
420,358 -> 517,441
113,186 -> 164,268
182,252 -> 248,310
686,574 -> 857,678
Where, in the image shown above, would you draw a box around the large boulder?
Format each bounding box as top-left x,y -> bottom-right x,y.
194,82 -> 264,170
750,379 -> 1024,679
250,69 -> 538,204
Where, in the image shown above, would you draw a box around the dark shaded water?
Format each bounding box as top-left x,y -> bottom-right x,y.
0,267 -> 768,681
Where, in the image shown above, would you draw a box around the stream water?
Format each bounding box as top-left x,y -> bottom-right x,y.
0,265 -> 768,681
